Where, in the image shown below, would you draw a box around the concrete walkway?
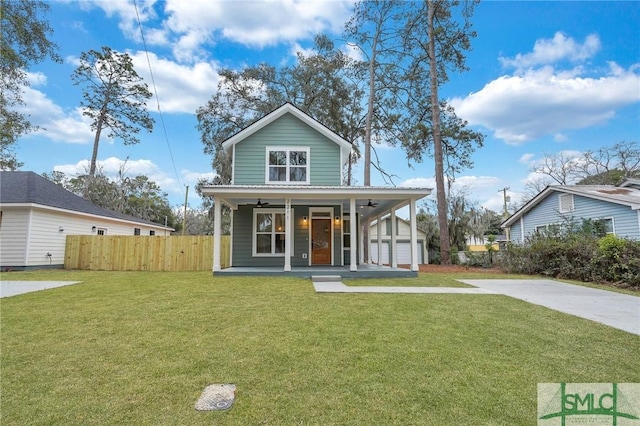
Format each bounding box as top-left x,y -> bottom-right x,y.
459,279 -> 640,336
311,275 -> 497,294
0,281 -> 82,298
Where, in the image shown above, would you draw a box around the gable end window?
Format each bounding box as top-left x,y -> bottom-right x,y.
266,147 -> 310,184
559,194 -> 574,213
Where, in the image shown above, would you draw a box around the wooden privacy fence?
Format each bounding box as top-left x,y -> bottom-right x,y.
64,235 -> 230,271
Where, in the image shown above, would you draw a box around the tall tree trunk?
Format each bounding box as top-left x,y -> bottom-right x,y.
362,37 -> 378,264
427,0 -> 451,265
84,108 -> 106,198
89,123 -> 102,177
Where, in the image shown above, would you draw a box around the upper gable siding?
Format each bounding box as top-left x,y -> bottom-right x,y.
233,113 -> 342,185
519,192 -> 640,241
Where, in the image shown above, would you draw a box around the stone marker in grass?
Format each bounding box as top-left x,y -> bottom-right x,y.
195,384 -> 236,411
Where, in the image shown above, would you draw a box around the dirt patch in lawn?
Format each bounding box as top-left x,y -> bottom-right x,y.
398,264 -> 505,274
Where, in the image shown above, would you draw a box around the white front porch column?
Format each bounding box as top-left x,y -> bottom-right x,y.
350,198 -> 357,272
376,215 -> 382,265
284,198 -> 292,272
409,198 -> 419,272
213,197 -> 222,272
390,208 -> 398,268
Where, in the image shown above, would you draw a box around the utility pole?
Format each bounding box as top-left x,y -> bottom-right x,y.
182,186 -> 189,236
499,187 -> 510,242
499,187 -> 510,216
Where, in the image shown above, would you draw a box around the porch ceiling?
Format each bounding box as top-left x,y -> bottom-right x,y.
201,185 -> 432,220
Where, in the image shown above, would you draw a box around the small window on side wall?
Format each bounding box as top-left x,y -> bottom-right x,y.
134,228 -> 141,235
150,230 -> 155,236
559,194 -> 574,213
97,228 -> 107,235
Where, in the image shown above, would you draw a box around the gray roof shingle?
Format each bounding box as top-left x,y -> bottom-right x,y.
0,171 -> 170,229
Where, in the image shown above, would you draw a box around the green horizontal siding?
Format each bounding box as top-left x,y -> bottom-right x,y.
233,113 -> 341,185
232,204 -> 346,267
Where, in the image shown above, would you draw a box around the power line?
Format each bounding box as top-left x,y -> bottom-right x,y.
133,0 -> 183,191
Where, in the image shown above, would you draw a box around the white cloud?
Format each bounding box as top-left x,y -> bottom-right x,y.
450,63 -> 640,145
157,0 -> 353,60
84,0 -> 157,43
499,32 -> 601,70
130,51 -> 220,114
519,153 -> 535,164
19,84 -> 94,144
402,175 -> 512,213
181,169 -> 217,184
401,177 -> 434,188
54,156 -> 179,195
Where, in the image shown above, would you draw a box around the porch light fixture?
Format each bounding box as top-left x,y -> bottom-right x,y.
92,226 -> 96,231
335,216 -> 340,224
302,216 -> 308,223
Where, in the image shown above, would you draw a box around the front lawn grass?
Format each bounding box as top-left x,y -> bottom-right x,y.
1,270 -> 638,425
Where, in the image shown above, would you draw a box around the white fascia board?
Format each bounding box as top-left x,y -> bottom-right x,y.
200,185 -> 431,200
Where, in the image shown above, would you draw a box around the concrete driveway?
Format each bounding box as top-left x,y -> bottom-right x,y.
459,279 -> 640,336
0,281 -> 82,298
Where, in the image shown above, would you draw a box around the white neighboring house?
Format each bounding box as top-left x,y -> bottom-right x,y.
0,171 -> 174,270
369,216 -> 428,265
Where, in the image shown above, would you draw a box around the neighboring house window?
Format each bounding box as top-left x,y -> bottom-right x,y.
97,228 -> 107,235
150,230 -> 155,236
559,194 -> 574,213
535,225 -> 548,233
134,228 -> 141,235
253,209 -> 293,256
266,147 -> 310,184
600,218 -> 614,235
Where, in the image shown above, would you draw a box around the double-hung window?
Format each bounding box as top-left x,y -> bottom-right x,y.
266,147 -> 309,184
253,209 -> 293,256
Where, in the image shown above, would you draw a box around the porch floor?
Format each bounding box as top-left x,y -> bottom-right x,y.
214,264 -> 418,278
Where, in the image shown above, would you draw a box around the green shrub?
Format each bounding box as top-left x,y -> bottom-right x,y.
498,220 -> 640,289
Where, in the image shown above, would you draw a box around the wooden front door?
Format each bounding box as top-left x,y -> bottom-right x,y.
311,219 -> 332,265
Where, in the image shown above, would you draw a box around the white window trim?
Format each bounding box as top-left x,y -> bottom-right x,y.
252,208 -> 294,257
265,146 -> 310,185
559,193 -> 574,213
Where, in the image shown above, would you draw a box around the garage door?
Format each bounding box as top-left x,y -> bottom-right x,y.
370,242 -> 389,264
371,241 -> 423,264
396,242 -> 423,264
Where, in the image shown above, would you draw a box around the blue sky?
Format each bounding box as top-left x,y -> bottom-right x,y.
15,0 -> 640,215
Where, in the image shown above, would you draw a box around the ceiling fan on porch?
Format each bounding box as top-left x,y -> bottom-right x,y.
255,199 -> 270,208
365,199 -> 378,208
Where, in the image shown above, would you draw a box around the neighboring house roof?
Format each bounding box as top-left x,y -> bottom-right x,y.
221,103 -> 352,161
501,180 -> 640,228
0,171 -> 173,230
370,215 -> 427,237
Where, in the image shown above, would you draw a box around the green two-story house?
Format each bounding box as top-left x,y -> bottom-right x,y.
201,103 -> 430,276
